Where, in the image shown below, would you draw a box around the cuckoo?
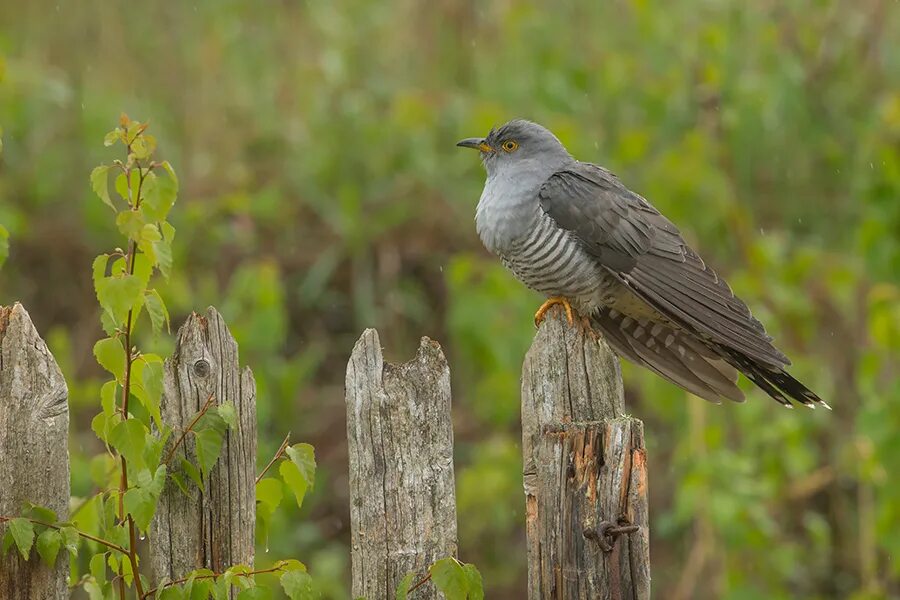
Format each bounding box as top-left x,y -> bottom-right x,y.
458,119 -> 827,408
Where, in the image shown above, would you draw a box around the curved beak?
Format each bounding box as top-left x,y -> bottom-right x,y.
456,137 -> 493,153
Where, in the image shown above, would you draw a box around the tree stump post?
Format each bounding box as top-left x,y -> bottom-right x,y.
522,308 -> 650,600
0,303 -> 70,599
150,307 -> 257,589
345,329 -> 458,600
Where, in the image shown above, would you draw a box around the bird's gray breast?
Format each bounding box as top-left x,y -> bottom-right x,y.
475,175 -> 610,306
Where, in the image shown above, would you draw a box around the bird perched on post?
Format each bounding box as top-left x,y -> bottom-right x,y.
458,119 -> 827,408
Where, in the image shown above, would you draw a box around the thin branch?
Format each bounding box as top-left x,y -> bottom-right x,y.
407,572 -> 432,595
0,516 -> 129,556
163,393 -> 216,465
256,433 -> 291,484
140,564 -> 288,599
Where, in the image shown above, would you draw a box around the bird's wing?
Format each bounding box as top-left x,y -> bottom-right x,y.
538,162 -> 789,368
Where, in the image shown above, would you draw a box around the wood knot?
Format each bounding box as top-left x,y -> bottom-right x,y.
193,359 -> 211,378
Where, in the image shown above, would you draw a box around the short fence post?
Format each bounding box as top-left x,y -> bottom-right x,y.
345,329 -> 458,600
0,303 -> 70,599
150,307 -> 257,588
522,308 -> 650,599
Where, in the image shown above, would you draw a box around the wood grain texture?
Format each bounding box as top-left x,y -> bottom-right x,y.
345,329 -> 458,600
0,303 -> 70,599
150,307 -> 257,590
522,307 -> 650,600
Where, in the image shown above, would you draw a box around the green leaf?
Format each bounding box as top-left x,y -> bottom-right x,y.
7,517 -> 34,560
0,224 -> 8,270
144,289 -> 170,334
256,478 -> 283,514
236,588 -> 271,600
285,444 -> 316,490
462,564 -> 484,600
90,165 -> 115,211
279,459 -> 309,509
25,502 -> 57,524
180,457 -> 203,492
59,526 -> 79,556
195,427 -> 225,480
90,552 -> 107,585
91,411 -> 119,444
108,418 -> 147,471
395,571 -> 416,600
430,558 -> 468,600
159,586 -> 186,600
142,359 -> 164,429
217,402 -> 237,430
101,380 -> 118,416
152,222 -> 176,279
96,273 -> 144,328
123,465 -> 166,531
103,128 -> 121,147
143,165 -> 178,222
94,337 -> 126,382
116,210 -> 146,241
36,529 -> 61,567
280,570 -> 314,600
2,529 -> 13,556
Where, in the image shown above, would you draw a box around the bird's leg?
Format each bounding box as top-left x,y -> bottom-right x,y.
534,296 -> 575,327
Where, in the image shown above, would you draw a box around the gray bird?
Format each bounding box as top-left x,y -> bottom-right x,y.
458,119 -> 827,408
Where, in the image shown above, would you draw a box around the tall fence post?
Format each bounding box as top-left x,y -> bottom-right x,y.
151,307 -> 257,588
0,303 -> 70,599
522,308 -> 650,600
345,329 -> 458,600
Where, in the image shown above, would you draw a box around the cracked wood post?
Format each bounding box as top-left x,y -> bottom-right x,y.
345,329 -> 458,600
151,307 -> 257,590
0,303 -> 70,599
522,307 -> 650,600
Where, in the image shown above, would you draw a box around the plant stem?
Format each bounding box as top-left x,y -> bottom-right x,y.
0,516 -> 129,556
163,393 -> 216,465
140,564 -> 289,599
255,432 -> 291,484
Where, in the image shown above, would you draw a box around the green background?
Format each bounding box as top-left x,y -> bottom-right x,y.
1,1 -> 899,597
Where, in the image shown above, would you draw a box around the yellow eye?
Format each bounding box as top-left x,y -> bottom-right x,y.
501,140 -> 518,152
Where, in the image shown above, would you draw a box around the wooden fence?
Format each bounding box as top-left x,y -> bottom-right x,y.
1,302 -> 649,599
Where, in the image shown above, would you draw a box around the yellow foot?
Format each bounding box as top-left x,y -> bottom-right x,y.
534,296 -> 575,327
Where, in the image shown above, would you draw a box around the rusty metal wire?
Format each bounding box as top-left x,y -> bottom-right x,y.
583,518 -> 640,552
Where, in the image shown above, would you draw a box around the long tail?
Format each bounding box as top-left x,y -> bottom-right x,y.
591,308 -> 744,404
592,307 -> 828,408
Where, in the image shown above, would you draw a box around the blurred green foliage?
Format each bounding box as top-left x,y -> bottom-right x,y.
1,0 -> 899,597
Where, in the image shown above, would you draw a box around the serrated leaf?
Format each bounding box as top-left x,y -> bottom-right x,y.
153,222 -> 175,279
143,166 -> 178,222
96,273 -> 144,328
8,517 -> 34,560
158,586 -> 185,600
59,526 -> 79,556
36,529 -> 61,567
195,427 -> 224,480
430,558 -> 468,600
180,457 -> 203,492
280,570 -> 314,600
116,210 -> 145,241
279,459 -> 308,509
2,529 -> 14,556
285,444 -> 316,490
395,571 -> 416,600
90,552 -> 107,585
217,402 -> 237,430
103,129 -> 121,147
144,289 -> 170,334
25,502 -> 57,524
462,564 -> 484,600
94,338 -> 126,382
123,466 -> 166,531
90,165 -> 115,211
256,478 -> 283,514
101,380 -> 118,416
91,411 -> 119,444
109,418 -> 147,471
140,358 -> 164,428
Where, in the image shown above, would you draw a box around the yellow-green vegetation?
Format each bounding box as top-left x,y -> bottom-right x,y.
1,1 -> 898,598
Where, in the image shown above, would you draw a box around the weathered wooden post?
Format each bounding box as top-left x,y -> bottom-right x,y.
0,303 -> 70,599
345,329 -> 458,600
522,308 -> 650,599
151,307 -> 257,587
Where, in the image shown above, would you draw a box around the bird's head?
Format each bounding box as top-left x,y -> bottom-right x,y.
457,119 -> 571,177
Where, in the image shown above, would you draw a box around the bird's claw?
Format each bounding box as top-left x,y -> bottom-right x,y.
534,297 -> 575,327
